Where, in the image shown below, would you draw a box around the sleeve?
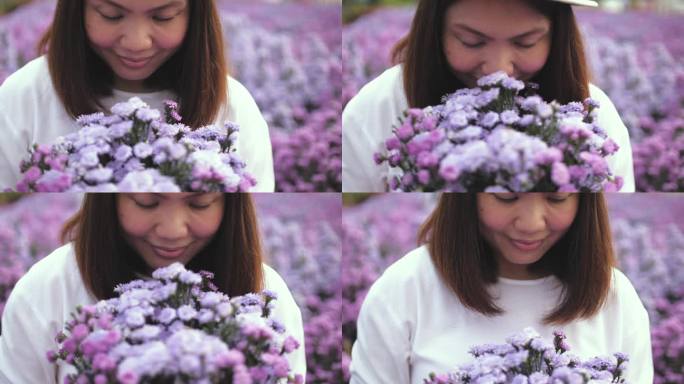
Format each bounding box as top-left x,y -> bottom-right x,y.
350,274 -> 412,384
264,266 -> 307,380
593,86 -> 635,192
0,90 -> 30,190
617,276 -> 653,383
341,97 -> 387,193
229,80 -> 275,192
0,281 -> 58,383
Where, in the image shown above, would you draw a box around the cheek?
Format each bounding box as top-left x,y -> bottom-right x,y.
478,203 -> 511,235
190,211 -> 223,239
155,20 -> 188,50
85,14 -> 116,49
515,44 -> 550,75
548,212 -> 576,233
443,39 -> 479,73
117,205 -> 152,239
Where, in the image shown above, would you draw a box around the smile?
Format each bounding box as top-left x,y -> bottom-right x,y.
510,238 -> 544,252
118,55 -> 153,69
151,245 -> 188,259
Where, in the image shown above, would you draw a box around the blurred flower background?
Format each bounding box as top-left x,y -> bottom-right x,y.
342,193 -> 684,384
0,193 -> 344,383
0,0 -> 342,192
342,0 -> 684,192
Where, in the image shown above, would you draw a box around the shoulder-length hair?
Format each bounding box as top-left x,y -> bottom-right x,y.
38,0 -> 227,127
418,193 -> 614,325
60,194 -> 263,300
391,0 -> 590,108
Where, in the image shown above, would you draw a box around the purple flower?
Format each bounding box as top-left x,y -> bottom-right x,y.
133,143 -> 153,159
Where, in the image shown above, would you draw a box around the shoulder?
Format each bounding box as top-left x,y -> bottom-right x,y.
226,75 -> 259,110
366,246 -> 436,304
262,263 -> 292,295
588,83 -> 622,119
609,268 -> 641,302
588,83 -> 613,107
11,243 -> 82,300
343,64 -> 407,120
227,75 -> 251,98
0,56 -> 52,100
221,75 -> 265,126
605,267 -> 648,321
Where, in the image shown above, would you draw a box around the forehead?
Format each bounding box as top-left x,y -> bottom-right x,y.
445,0 -> 551,36
88,0 -> 187,11
127,193 -> 218,200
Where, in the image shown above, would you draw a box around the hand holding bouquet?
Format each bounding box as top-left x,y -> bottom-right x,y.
48,263 -> 303,384
424,328 -> 628,384
375,72 -> 623,192
16,98 -> 256,192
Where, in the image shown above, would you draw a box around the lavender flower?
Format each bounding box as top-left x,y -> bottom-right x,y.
49,262 -> 303,383
15,97 -> 256,192
424,328 -> 628,384
375,72 -> 622,192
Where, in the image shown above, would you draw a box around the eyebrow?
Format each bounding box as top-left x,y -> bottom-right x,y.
151,193 -> 207,200
453,24 -> 548,40
100,0 -> 185,12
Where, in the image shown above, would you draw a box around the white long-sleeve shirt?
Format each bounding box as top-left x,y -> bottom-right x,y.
0,56 -> 275,191
342,65 -> 636,192
350,246 -> 653,384
0,243 -> 305,383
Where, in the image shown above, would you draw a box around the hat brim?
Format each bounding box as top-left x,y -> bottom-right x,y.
550,0 -> 599,7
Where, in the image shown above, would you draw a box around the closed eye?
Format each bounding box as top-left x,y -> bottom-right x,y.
514,41 -> 536,49
460,40 -> 486,49
100,12 -> 123,21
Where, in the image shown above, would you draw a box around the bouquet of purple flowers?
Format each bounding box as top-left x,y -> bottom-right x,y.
47,263 -> 302,384
16,97 -> 256,192
424,328 -> 628,384
375,72 -> 623,192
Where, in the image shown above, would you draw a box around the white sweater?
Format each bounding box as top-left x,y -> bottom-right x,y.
0,56 -> 275,191
342,65 -> 636,192
350,246 -> 653,384
0,243 -> 306,383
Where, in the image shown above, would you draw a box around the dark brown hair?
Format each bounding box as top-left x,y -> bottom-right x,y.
418,193 -> 614,325
391,0 -> 590,108
61,194 -> 263,300
38,0 -> 228,127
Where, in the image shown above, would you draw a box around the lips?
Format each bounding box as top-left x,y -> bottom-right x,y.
510,238 -> 544,252
151,245 -> 188,259
118,55 -> 153,69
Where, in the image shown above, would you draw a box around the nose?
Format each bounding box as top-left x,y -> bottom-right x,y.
154,211 -> 188,242
119,21 -> 153,53
481,48 -> 515,77
513,200 -> 546,235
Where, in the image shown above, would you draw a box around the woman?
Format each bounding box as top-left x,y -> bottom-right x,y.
0,0 -> 274,191
351,193 -> 652,383
342,0 -> 635,192
0,193 -> 305,382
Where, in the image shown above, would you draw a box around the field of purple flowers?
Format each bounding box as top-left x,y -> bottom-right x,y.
343,8 -> 684,192
342,193 -> 684,383
0,0 -> 342,192
0,193 -> 343,384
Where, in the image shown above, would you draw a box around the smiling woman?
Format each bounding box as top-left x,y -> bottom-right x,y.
84,0 -> 190,93
342,0 -> 636,193
0,193 -> 307,382
350,193 -> 653,383
0,0 -> 275,191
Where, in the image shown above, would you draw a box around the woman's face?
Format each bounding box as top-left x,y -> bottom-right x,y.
443,0 -> 552,87
84,0 -> 189,92
477,193 -> 578,280
117,193 -> 224,270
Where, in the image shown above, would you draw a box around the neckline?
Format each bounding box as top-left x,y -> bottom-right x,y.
497,275 -> 556,286
112,88 -> 170,96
